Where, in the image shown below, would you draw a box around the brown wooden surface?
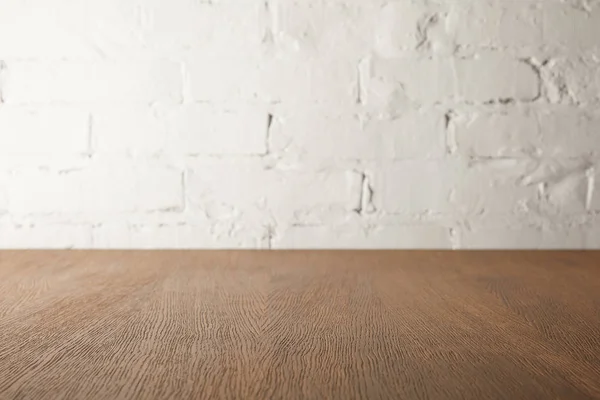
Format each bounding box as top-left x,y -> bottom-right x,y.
0,251 -> 599,399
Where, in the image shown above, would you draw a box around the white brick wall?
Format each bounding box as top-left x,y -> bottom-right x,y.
0,0 -> 598,249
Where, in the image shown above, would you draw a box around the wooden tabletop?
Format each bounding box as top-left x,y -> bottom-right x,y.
0,251 -> 599,400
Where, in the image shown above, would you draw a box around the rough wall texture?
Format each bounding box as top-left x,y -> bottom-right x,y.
0,0 -> 599,249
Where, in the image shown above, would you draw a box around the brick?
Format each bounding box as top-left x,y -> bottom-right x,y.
0,0 -> 598,250
459,226 -> 586,249
361,56 -> 453,107
538,108 -> 600,157
373,1 -> 454,58
274,0 -> 375,56
273,223 -> 451,249
271,109 -> 444,161
269,110 -> 383,160
382,160 -> 456,215
383,110 -> 447,159
6,158 -> 183,215
185,0 -> 366,108
186,159 -> 362,225
451,158 -> 539,225
167,104 -> 268,155
455,55 -> 540,103
0,106 -> 89,154
93,222 -> 268,249
542,56 -> 600,105
0,223 -> 92,249
362,55 -> 539,107
455,107 -> 600,158
543,4 -> 600,50
270,167 -> 363,225
3,61 -> 182,105
141,0 -> 264,57
94,105 -> 268,156
542,171 -> 588,215
374,1 -> 443,57
184,53 -> 264,104
92,107 -> 167,155
447,1 -> 543,48
454,109 -> 540,157
186,51 -> 358,109
0,0 -> 142,59
585,225 -> 600,248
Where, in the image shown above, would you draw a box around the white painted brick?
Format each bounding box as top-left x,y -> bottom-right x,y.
94,105 -> 269,156
274,0 -> 375,56
542,171 -> 588,215
455,55 -> 540,103
447,1 -> 543,48
374,1 -> 441,57
167,104 -> 268,155
459,226 -> 586,250
511,158 -> 590,216
3,61 -> 182,105
361,56 -> 453,108
0,107 -> 89,154
186,51 -> 358,108
141,0 -> 264,57
542,56 -> 600,105
455,108 -> 600,158
382,160 -> 456,215
585,224 -> 600,249
0,0 -> 598,249
185,1 -> 366,108
186,159 -> 362,225
454,109 -> 540,158
451,159 -> 539,225
93,222 -> 268,249
269,110 -> 383,160
0,0 -> 142,59
184,52 -> 264,104
538,108 -> 600,157
543,4 -> 600,50
384,110 -> 447,159
92,107 -> 167,155
362,55 -> 539,107
0,223 -> 91,249
0,2 -> 90,60
273,224 -> 451,249
5,158 -> 183,215
186,158 -> 270,221
365,225 -> 452,249
270,109 -> 444,161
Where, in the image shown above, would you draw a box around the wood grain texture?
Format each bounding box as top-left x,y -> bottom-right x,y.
0,251 -> 599,400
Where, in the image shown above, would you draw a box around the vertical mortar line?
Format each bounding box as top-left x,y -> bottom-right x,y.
357,58 -> 370,107
263,0 -> 272,43
265,0 -> 279,44
354,171 -> 366,215
265,113 -> 273,155
361,171 -> 375,214
444,110 -> 457,155
0,60 -> 7,104
586,166 -> 595,212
